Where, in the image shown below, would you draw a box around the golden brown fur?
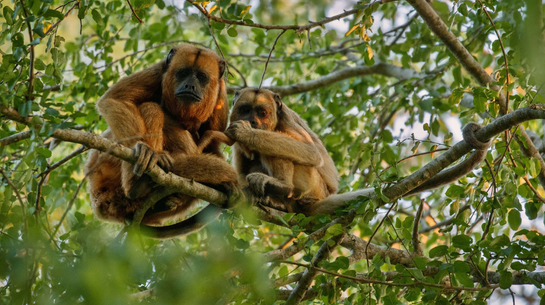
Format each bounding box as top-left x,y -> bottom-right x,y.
225,88 -> 338,214
85,44 -> 238,225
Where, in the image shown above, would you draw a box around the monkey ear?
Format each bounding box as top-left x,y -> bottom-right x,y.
218,59 -> 226,78
232,90 -> 240,105
166,48 -> 175,67
273,93 -> 283,111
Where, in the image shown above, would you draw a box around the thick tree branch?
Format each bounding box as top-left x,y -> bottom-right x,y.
285,233 -> 346,305
341,234 -> 415,267
406,0 -> 505,111
0,105 -> 228,207
313,105 -> 545,215
407,0 -> 545,189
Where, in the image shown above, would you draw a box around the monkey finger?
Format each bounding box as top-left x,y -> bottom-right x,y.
157,153 -> 174,172
134,144 -> 154,176
132,143 -> 145,176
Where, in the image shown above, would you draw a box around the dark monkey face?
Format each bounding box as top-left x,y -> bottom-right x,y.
161,44 -> 227,122
231,88 -> 283,130
163,45 -> 225,104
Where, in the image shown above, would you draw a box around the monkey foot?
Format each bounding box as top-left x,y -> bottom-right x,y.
133,142 -> 173,176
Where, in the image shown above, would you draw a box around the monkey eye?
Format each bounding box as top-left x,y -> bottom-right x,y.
257,110 -> 268,118
196,71 -> 208,84
176,68 -> 191,79
239,105 -> 251,114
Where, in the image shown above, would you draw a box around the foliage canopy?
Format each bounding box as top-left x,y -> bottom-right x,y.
1,0 -> 545,304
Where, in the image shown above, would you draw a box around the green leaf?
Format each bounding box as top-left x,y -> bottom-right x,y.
508,209 -> 521,231
445,185 -> 465,198
36,147 -> 52,158
227,27 -> 238,37
326,223 -> 343,237
452,235 -> 472,251
3,6 -> 14,25
455,272 -> 474,287
525,201 -> 538,220
499,270 -> 513,289
452,261 -> 470,273
43,9 -> 65,19
91,9 -> 102,25
429,245 -> 448,258
13,47 -> 24,61
413,257 -> 428,270
33,23 -> 46,38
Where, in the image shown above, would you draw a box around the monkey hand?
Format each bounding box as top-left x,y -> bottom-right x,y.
246,173 -> 269,198
219,181 -> 244,208
225,120 -> 253,142
133,142 -> 174,176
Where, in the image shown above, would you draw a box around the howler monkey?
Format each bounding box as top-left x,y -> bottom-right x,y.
85,44 -> 239,227
224,88 -> 339,214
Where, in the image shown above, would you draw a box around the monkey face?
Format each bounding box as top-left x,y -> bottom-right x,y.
231,88 -> 283,131
161,44 -> 226,121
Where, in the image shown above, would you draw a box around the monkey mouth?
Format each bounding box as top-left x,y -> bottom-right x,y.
175,92 -> 202,103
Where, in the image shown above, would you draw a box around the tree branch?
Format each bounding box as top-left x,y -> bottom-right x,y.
312,104 -> 545,215
412,201 -> 424,256
126,0 -> 143,23
285,233 -> 346,305
0,105 -> 229,207
264,210 -> 356,261
406,0 -> 545,189
185,0 -> 376,33
232,61 -> 426,96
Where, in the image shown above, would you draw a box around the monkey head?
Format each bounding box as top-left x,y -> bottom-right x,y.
230,88 -> 283,131
161,44 -> 226,125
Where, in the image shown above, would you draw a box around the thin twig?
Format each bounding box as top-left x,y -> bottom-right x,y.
285,233 -> 346,305
476,0 -> 509,112
186,0 -> 369,32
38,146 -> 89,178
0,168 -> 28,234
523,175 -> 545,204
49,177 -> 86,242
43,2 -> 79,38
206,15 -> 229,78
412,200 -> 424,256
19,0 -> 35,101
278,260 -> 497,292
259,29 -> 286,89
35,175 -> 46,219
94,39 -> 206,70
126,0 -> 143,23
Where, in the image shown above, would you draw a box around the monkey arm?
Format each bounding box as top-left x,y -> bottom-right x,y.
197,130 -> 234,153
96,62 -> 164,147
226,121 -> 323,166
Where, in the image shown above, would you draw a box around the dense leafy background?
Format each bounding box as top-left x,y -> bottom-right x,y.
1,0 -> 545,304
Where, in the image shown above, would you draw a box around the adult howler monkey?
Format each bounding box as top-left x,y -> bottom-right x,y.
85,44 -> 239,230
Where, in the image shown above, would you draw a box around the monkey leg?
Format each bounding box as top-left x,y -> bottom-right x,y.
170,154 -> 241,207
122,102 -> 173,199
260,156 -> 295,198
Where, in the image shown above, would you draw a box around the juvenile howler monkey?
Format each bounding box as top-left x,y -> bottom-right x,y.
225,89 -> 491,216
224,88 -> 339,214
85,44 -> 239,228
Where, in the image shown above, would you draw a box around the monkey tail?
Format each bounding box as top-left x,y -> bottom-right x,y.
139,205 -> 222,239
404,122 -> 491,196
